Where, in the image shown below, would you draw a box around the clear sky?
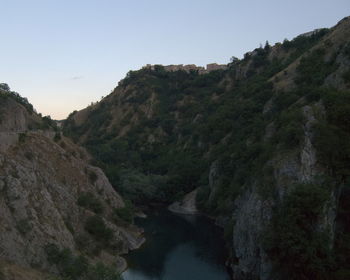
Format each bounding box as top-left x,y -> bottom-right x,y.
1,0 -> 349,119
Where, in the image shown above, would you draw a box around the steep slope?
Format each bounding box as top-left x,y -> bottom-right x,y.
0,259 -> 53,280
64,17 -> 350,280
0,86 -> 144,279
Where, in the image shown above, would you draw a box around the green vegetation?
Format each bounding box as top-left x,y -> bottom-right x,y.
54,132 -> 61,142
77,192 -> 104,214
84,215 -> 113,244
343,69 -> 350,85
44,244 -> 121,280
64,63 -> 280,208
282,28 -> 329,63
343,43 -> 350,60
313,89 -> 350,178
64,38 -> 332,214
295,47 -> 338,86
113,200 -> 134,224
18,132 -> 27,143
74,234 -> 91,252
62,29 -> 350,278
333,184 -> 350,279
0,83 -> 59,133
16,219 -> 32,235
85,263 -> 122,280
41,115 -> 58,130
264,183 -> 332,280
0,83 -> 34,113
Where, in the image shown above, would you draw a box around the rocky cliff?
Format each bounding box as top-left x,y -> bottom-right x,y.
226,18 -> 350,280
229,104 -> 337,279
0,87 -> 144,278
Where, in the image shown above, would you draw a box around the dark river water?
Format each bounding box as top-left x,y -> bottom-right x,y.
122,210 -> 230,280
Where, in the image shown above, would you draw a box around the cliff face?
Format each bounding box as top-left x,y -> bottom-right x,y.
224,18 -> 350,279
0,97 -> 42,152
63,17 -> 350,279
229,104 -> 338,280
0,89 -> 144,277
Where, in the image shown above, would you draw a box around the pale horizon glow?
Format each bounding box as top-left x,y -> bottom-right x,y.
0,0 -> 349,119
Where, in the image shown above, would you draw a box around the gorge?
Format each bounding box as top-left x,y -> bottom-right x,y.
122,210 -> 230,280
1,16 -> 350,280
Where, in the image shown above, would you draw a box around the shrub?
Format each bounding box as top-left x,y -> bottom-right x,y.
342,70 -> 350,85
86,262 -> 121,280
54,132 -> 61,142
46,247 -> 88,279
264,183 -> 332,280
295,48 -> 337,86
41,115 -> 57,130
113,200 -> 134,224
45,243 -> 63,265
277,121 -> 304,148
313,89 -> 350,178
0,83 -> 10,91
18,133 -> 27,143
343,43 -> 350,60
85,216 -> 113,243
77,192 -> 104,214
75,234 -> 91,251
0,86 -> 35,112
16,219 -> 32,235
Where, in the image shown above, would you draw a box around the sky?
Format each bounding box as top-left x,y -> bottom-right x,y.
0,0 -> 349,119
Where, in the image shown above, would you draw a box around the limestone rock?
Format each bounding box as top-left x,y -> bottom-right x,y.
0,97 -> 144,274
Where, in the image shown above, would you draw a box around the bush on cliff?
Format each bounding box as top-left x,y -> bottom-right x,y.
264,183 -> 332,280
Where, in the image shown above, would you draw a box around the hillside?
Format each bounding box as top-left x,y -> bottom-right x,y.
64,17 -> 350,280
0,85 -> 144,279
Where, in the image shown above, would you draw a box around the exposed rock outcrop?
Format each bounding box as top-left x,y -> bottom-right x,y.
0,92 -> 144,275
168,188 -> 198,215
229,104 -> 339,280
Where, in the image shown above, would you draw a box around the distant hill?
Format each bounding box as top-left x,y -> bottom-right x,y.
63,17 -> 350,280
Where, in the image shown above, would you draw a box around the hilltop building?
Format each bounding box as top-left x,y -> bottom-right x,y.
142,63 -> 227,74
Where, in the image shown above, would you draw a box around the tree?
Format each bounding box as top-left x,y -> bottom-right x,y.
230,56 -> 239,63
0,83 -> 10,91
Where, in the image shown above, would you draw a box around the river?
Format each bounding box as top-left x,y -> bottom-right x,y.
122,210 -> 230,280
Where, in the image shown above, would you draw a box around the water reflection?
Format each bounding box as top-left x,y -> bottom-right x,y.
122,210 -> 230,280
